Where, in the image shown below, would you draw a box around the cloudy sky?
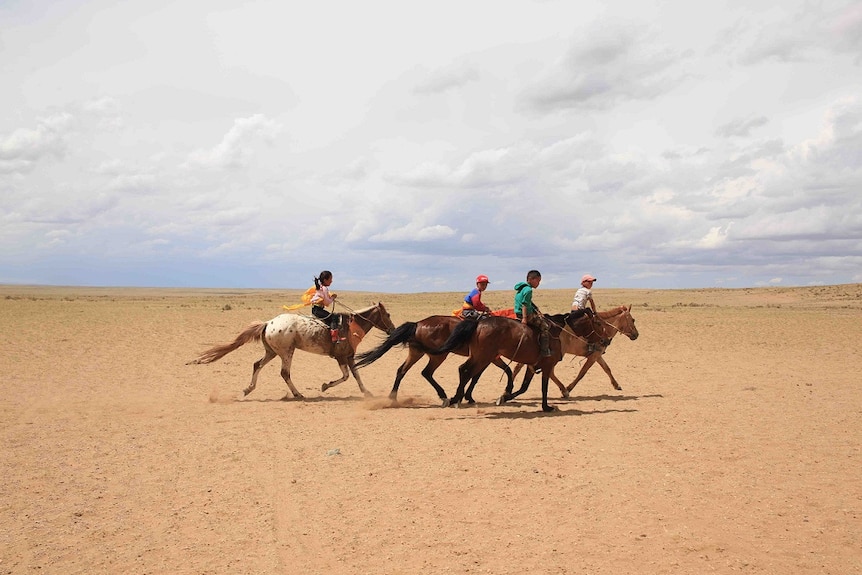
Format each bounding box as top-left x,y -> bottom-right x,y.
2,0 -> 861,293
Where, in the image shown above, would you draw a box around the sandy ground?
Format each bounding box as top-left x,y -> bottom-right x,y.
1,284 -> 860,575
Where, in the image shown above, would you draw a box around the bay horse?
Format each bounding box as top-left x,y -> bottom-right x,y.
187,303 -> 396,399
430,311 -> 607,412
353,315 -> 514,406
507,305 -> 638,400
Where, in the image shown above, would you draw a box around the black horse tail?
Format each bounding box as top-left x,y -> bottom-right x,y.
427,319 -> 480,355
354,322 -> 417,368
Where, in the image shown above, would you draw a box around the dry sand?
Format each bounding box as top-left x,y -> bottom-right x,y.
1,284 -> 860,574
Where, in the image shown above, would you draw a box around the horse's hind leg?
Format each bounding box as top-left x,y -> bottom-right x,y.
505,369 -> 535,401
449,360 -> 483,407
244,347 -> 277,396
277,349 -> 304,400
566,353 -> 600,392
464,364 -> 492,404
419,354 -> 450,406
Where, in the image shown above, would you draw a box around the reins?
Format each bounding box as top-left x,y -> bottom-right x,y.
595,308 -> 632,339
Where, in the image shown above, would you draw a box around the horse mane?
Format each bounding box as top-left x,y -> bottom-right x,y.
596,305 -> 626,319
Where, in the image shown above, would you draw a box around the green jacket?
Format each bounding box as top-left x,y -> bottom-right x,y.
513,282 -> 536,317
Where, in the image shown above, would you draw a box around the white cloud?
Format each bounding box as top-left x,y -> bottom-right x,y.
184,114 -> 281,170
1,0 -> 861,291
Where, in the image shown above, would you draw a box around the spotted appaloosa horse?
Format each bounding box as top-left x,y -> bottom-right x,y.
353,315 -> 514,407
187,303 -> 395,399
509,305 -> 639,398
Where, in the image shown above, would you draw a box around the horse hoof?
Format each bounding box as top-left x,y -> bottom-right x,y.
321,383 -> 329,392
363,391 -> 374,398
496,396 -> 506,406
542,404 -> 556,413
560,390 -> 570,399
440,398 -> 450,408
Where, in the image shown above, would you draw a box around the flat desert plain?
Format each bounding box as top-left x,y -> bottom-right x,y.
1,284 -> 860,575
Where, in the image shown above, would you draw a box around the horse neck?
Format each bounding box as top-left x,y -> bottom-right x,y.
351,305 -> 379,333
598,307 -> 627,340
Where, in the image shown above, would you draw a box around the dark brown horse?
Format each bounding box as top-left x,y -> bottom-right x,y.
354,315 -> 513,406
429,311 -> 607,412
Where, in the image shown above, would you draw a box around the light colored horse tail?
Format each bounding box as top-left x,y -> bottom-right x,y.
187,321 -> 267,365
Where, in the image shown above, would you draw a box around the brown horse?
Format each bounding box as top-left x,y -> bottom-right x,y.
429,311 -> 607,412
511,305 -> 639,397
187,302 -> 396,399
353,315 -> 513,406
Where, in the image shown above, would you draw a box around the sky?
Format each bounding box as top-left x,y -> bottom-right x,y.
1,0 -> 861,293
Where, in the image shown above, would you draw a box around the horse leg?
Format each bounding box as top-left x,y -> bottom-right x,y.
492,357 -> 514,399
385,357 -> 419,406
320,361 -> 351,393
541,371 -> 555,412
448,360 -> 476,407
277,349 -> 304,400
419,353 -> 450,407
464,364 -> 490,405
596,355 -> 622,390
550,369 -> 569,398
566,353 -> 600,392
243,347 -> 277,396
346,357 -> 374,398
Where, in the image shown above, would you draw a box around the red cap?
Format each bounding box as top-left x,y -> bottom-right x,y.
476,275 -> 490,283
581,274 -> 596,283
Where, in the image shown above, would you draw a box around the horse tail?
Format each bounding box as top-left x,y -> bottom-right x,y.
428,319 -> 479,355
187,321 -> 267,365
354,322 -> 417,368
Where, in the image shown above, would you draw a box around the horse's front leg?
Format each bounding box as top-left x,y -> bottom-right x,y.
566,353 -> 600,392
550,369 -> 569,398
541,372 -> 555,413
276,349 -> 304,400
320,361 -> 351,393
346,357 -> 374,398
596,356 -> 622,390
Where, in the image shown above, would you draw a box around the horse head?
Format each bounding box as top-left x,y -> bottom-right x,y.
372,301 -> 397,334
617,305 -> 638,340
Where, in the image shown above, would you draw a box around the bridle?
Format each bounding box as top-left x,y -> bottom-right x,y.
561,312 -> 610,347
595,308 -> 635,339
336,301 -> 394,334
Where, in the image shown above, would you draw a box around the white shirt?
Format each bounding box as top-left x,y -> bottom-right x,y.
572,286 -> 592,310
311,285 -> 335,306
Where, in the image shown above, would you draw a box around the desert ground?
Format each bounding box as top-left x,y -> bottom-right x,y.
1,283 -> 860,575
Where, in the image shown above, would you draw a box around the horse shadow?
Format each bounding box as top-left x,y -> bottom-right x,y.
565,393 -> 664,403
428,404 -> 636,420
228,395 -> 367,404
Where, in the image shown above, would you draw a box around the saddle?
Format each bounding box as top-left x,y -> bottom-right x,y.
328,313 -> 352,358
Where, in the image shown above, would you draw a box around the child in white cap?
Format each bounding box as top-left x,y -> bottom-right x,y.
572,274 -> 597,313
